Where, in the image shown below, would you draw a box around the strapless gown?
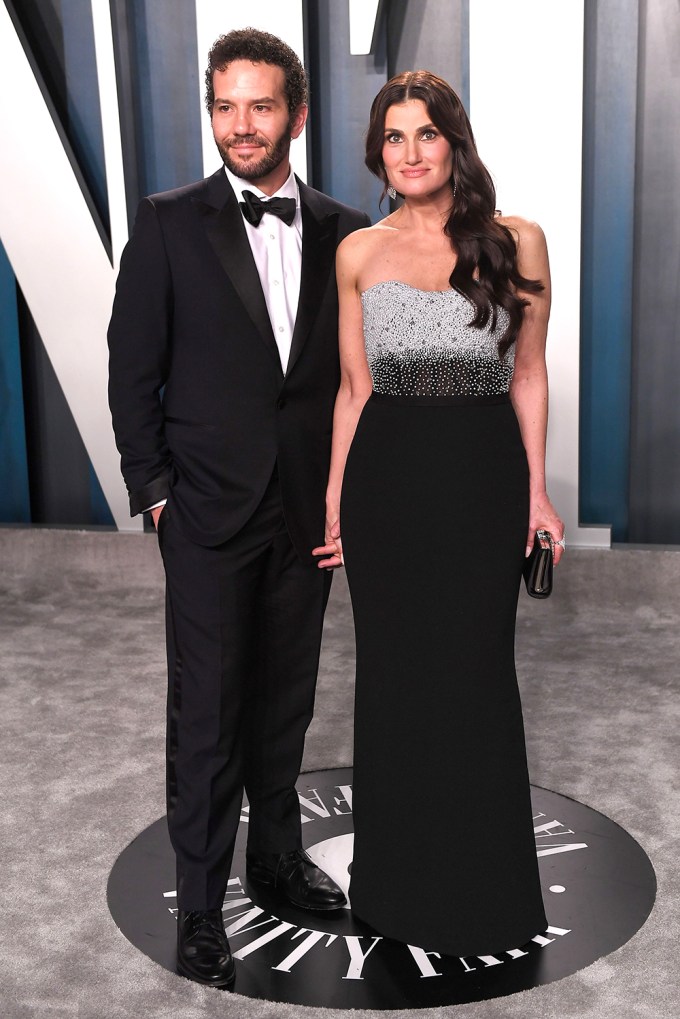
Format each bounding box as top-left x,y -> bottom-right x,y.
341,280 -> 546,956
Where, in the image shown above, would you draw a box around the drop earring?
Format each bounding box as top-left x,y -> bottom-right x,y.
452,178 -> 458,199
387,185 -> 397,200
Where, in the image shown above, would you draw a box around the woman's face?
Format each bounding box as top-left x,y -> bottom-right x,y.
381,99 -> 454,201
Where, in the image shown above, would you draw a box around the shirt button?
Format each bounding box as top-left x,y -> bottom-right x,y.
273,280 -> 280,286
278,326 -> 285,333
269,234 -> 275,240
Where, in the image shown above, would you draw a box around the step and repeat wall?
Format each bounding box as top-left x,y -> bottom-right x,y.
0,0 -> 678,543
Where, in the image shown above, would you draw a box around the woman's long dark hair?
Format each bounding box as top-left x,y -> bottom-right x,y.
365,71 -> 543,356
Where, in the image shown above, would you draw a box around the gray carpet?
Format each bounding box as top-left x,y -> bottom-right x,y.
1,528 -> 678,1018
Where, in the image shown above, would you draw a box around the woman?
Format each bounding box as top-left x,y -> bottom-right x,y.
314,71 -> 564,956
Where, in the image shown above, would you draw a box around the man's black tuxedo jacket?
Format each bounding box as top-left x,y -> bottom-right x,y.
108,168 -> 370,560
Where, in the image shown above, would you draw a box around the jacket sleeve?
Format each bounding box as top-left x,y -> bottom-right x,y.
107,198 -> 173,516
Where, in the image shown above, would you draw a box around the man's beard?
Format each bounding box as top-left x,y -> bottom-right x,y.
216,125 -> 292,182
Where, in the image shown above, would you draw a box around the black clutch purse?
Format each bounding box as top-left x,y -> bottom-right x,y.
523,529 -> 554,599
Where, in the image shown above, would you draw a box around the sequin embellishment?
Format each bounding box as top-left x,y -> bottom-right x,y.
360,280 -> 514,397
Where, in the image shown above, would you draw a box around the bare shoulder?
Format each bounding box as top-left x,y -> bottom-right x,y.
338,221 -> 394,254
337,221 -> 395,270
496,214 -> 547,255
337,224 -> 370,257
498,215 -> 550,297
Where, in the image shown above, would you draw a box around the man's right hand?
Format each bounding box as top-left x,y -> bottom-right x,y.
151,505 -> 164,531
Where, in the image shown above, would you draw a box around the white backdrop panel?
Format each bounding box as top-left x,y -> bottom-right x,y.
195,0 -> 307,181
469,0 -> 609,547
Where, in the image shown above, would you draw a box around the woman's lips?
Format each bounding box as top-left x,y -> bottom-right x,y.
401,169 -> 429,178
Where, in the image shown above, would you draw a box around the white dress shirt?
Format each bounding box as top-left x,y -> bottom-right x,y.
146,165 -> 303,515
223,164 -> 302,374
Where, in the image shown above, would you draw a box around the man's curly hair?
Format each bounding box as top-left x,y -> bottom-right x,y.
205,28 -> 308,115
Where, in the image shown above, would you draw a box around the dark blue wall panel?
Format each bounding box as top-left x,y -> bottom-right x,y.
112,0 -> 204,213
387,0 -> 469,108
307,0 -> 386,219
580,0 -> 639,540
628,0 -> 680,543
0,241 -> 30,523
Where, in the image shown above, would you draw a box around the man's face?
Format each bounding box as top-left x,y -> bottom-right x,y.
211,59 -> 307,191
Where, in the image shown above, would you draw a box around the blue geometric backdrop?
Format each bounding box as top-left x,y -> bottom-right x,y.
1,0 -> 678,542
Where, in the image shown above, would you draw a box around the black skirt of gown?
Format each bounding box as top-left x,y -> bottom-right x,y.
341,392 -> 547,957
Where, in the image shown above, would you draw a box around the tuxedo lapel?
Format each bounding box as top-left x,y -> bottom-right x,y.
193,170 -> 282,373
287,181 -> 339,377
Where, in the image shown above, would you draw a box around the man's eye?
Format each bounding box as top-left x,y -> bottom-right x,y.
254,105 -> 270,113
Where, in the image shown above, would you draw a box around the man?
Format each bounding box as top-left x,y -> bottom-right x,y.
108,28 -> 370,989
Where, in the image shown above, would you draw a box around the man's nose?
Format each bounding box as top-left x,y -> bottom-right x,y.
233,109 -> 255,135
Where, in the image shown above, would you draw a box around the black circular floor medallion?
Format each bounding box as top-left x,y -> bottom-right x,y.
108,769 -> 655,1009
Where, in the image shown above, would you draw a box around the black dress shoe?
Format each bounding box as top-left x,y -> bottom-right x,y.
176,909 -> 235,988
246,849 -> 347,911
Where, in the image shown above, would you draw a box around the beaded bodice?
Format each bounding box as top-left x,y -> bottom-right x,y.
360,280 -> 514,398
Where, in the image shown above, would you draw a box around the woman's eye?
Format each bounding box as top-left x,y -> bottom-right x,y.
421,130 -> 437,140
385,133 -> 402,143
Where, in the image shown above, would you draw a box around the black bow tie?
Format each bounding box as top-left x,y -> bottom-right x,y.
239,191 -> 297,227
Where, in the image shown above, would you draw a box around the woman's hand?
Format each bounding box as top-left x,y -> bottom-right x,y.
312,514 -> 343,570
527,493 -> 565,565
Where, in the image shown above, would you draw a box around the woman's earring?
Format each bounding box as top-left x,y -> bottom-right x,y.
387,185 -> 397,200
452,178 -> 458,199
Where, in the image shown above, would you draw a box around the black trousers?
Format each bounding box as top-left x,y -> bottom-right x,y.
158,471 -> 332,910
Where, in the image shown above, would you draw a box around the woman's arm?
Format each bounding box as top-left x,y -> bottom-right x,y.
506,217 -> 565,564
312,232 -> 374,568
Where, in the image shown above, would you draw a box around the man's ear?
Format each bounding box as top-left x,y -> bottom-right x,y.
290,104 -> 308,141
